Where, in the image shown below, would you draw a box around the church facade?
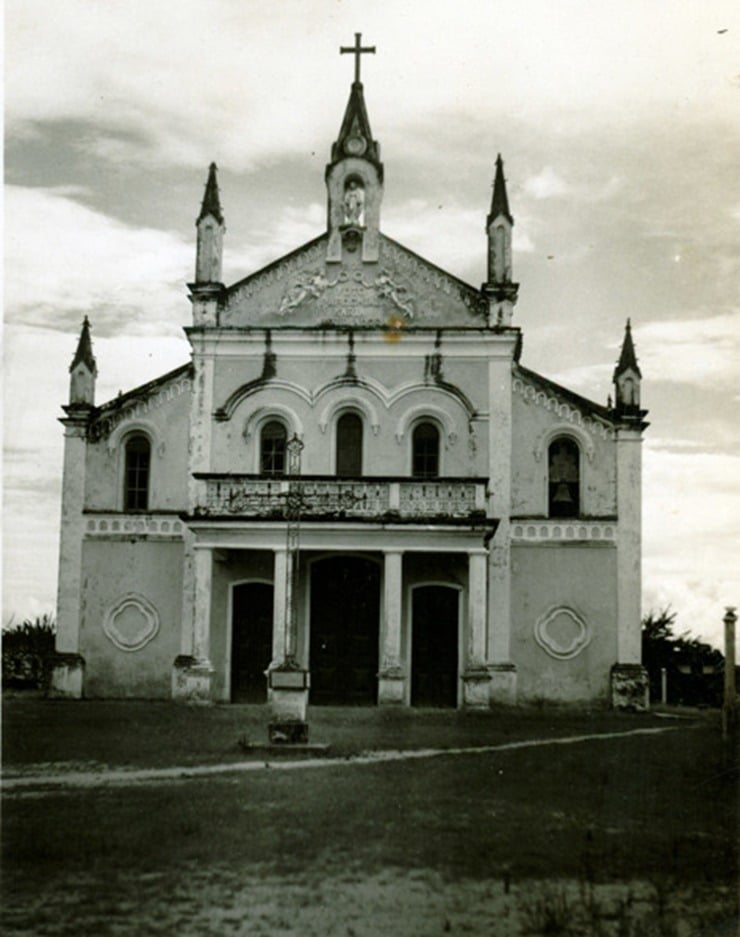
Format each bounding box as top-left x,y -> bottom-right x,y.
51,54 -> 649,713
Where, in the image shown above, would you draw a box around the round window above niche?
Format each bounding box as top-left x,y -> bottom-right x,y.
344,134 -> 367,156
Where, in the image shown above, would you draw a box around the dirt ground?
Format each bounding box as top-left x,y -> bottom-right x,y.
2,701 -> 737,936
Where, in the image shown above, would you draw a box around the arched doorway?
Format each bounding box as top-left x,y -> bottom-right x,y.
231,582 -> 273,703
411,585 -> 459,707
309,555 -> 380,705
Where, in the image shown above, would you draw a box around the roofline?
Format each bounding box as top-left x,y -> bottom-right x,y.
93,362 -> 193,416
514,362 -> 614,424
224,233 -> 328,296
379,233 -> 482,298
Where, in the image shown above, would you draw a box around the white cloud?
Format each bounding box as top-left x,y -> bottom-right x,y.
6,1 -> 739,171
643,444 -> 740,649
5,186 -> 192,336
523,167 -> 568,200
634,311 -> 740,386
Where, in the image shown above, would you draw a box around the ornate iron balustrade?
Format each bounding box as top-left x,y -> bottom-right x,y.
194,475 -> 488,521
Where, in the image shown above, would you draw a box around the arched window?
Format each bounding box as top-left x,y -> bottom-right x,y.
548,437 -> 580,517
336,412 -> 363,477
412,422 -> 440,478
124,434 -> 151,511
260,421 -> 287,476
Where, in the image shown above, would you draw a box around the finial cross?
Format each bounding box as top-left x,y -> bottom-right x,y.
340,32 -> 375,83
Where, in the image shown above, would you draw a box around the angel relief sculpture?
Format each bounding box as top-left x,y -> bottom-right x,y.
278,269 -> 335,315
375,270 -> 415,319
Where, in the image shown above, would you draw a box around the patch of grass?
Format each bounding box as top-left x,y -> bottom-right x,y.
2,696 -> 682,768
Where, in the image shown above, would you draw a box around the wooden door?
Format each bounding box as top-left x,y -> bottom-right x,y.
411,585 -> 459,707
309,556 -> 380,705
231,582 -> 273,703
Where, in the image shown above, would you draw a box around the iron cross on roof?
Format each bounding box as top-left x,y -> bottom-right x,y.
340,32 -> 376,83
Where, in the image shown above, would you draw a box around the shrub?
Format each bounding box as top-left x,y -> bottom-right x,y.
2,614 -> 56,690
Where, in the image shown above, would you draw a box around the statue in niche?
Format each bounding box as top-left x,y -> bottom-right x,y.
343,179 -> 365,226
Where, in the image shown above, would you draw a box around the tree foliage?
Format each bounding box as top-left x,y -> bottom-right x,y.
2,614 -> 56,690
642,608 -> 723,707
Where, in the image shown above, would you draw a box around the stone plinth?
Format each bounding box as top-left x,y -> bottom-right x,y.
378,666 -> 405,705
488,662 -> 517,705
611,663 -> 649,711
462,668 -> 491,709
49,653 -> 85,699
172,655 -> 213,703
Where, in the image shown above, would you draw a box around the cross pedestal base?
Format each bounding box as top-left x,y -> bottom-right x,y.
268,665 -> 310,744
610,663 -> 649,711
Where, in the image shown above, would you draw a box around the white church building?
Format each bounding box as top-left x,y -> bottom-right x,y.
52,40 -> 649,715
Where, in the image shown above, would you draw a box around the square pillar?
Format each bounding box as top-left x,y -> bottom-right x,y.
172,544 -> 213,703
378,550 -> 405,705
463,550 -> 490,709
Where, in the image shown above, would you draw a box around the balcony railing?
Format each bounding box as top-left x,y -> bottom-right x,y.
193,475 -> 488,522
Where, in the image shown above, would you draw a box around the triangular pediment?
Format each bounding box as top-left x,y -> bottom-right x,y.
221,234 -> 488,328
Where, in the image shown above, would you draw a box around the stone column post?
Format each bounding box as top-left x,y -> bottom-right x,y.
378,550 -> 405,705
271,548 -> 289,666
50,417 -> 89,698
487,353 -> 517,704
611,425 -> 649,710
463,550 -> 490,708
173,543 -> 214,702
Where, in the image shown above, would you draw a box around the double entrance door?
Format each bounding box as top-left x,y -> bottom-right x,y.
230,559 -> 460,707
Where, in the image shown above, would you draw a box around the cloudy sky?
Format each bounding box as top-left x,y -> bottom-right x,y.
4,0 -> 739,650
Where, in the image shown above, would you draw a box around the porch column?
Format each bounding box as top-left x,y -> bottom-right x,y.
463,550 -> 491,709
378,550 -> 405,705
271,548 -> 288,665
172,543 -> 214,702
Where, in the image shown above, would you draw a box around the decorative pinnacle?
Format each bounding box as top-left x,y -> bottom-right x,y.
489,153 -> 513,226
614,318 -> 641,379
197,162 -> 223,225
69,316 -> 96,373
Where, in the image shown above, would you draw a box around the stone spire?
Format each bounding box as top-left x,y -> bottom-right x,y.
68,316 -> 97,407
613,319 -> 643,416
197,162 -> 224,226
326,34 -> 383,263
488,153 -> 513,227
483,154 -> 518,326
191,163 -> 225,326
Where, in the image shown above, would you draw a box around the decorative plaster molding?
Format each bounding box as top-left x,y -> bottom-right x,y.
533,423 -> 596,463
85,515 -> 184,538
511,521 -> 616,542
513,378 -> 614,440
534,606 -> 590,660
103,593 -> 160,651
242,406 -> 304,442
318,397 -> 380,436
277,267 -> 416,319
92,376 -> 191,442
394,406 -> 457,445
106,419 -> 160,455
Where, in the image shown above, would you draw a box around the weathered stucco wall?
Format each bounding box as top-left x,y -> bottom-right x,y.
84,382 -> 191,512
510,543 -> 617,703
211,347 -> 490,478
510,386 -> 617,517
80,539 -> 184,697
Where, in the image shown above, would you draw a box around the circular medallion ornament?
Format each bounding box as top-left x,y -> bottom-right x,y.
344,134 -> 367,156
534,606 -> 590,660
103,593 -> 160,651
